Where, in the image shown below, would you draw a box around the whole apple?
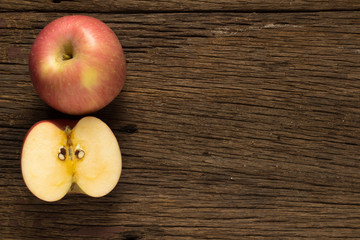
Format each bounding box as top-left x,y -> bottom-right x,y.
29,15 -> 126,115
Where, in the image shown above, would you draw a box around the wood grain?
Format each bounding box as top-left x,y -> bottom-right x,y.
2,7 -> 360,240
1,0 -> 360,13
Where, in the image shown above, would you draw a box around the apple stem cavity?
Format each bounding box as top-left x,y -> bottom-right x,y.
62,41 -> 74,61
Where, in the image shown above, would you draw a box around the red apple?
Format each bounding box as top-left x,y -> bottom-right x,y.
29,15 -> 126,115
21,116 -> 122,202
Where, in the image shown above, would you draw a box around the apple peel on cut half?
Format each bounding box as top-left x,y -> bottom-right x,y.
21,116 -> 122,202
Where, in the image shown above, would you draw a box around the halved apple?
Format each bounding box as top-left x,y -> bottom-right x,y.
21,116 -> 122,202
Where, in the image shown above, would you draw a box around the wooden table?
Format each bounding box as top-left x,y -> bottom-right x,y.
2,1 -> 360,239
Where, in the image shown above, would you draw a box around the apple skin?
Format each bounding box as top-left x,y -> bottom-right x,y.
22,119 -> 77,144
29,15 -> 126,115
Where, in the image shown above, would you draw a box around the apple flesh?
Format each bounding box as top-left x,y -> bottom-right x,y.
21,116 -> 122,202
29,15 -> 126,115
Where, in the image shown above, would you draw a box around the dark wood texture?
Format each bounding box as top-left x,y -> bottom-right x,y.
2,1 -> 360,239
2,0 -> 360,12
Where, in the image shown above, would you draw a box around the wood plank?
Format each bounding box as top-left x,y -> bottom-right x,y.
1,0 -> 360,13
2,11 -> 360,239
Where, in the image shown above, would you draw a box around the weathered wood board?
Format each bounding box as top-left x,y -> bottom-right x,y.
1,1 -> 360,239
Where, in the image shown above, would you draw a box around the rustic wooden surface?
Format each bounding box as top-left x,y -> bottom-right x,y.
2,1 -> 360,239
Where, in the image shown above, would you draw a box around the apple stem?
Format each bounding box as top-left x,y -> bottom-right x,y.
62,41 -> 74,61
62,53 -> 73,60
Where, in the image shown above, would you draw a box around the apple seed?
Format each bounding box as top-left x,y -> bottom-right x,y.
58,146 -> 66,161
75,148 -> 85,159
